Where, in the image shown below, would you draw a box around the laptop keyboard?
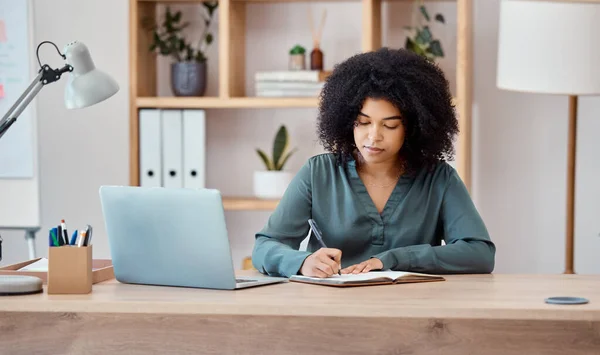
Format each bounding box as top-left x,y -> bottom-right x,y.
236,278 -> 257,283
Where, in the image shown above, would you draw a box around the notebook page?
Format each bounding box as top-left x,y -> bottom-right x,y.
296,271 -> 405,283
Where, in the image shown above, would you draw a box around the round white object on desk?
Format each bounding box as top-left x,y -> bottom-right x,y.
0,275 -> 43,296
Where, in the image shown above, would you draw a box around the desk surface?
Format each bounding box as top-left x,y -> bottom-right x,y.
2,272 -> 599,321
2,273 -> 600,355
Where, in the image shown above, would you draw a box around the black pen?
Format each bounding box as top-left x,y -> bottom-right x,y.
308,219 -> 341,275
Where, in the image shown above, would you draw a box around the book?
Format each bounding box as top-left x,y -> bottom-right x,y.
289,271 -> 445,287
254,70 -> 331,83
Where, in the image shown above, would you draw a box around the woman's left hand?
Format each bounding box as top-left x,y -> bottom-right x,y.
341,258 -> 383,274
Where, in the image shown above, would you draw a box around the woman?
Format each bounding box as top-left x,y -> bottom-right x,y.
252,48 -> 495,278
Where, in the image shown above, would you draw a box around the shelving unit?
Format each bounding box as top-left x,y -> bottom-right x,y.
129,0 -> 473,211
136,96 -> 320,109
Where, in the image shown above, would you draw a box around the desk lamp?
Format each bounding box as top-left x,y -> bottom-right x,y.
0,40 -> 119,295
0,40 -> 119,139
496,0 -> 600,274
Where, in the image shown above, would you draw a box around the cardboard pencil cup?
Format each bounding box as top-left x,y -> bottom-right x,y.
47,245 -> 93,294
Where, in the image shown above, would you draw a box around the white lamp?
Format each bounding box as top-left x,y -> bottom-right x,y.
0,40 -> 119,139
496,0 -> 600,274
0,41 -> 118,294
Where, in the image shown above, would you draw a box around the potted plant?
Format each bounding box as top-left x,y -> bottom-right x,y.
144,3 -> 218,96
288,44 -> 306,70
254,125 -> 298,199
404,2 -> 445,62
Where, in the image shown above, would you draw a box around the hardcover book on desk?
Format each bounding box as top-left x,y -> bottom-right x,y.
290,271 -> 445,287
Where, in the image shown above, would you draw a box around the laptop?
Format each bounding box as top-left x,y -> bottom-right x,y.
98,185 -> 288,290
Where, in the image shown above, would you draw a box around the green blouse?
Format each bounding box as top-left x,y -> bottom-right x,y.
251,153 -> 495,278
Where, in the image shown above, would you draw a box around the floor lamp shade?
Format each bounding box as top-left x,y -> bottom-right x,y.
497,0 -> 600,95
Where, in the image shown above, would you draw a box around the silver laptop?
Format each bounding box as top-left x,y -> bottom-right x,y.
98,185 -> 287,290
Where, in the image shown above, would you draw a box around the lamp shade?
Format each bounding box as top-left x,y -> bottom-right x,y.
63,41 -> 119,109
497,0 -> 600,95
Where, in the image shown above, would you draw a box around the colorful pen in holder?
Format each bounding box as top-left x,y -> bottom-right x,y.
48,221 -> 93,247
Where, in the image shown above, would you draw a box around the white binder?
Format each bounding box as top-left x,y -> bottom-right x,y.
161,109 -> 183,189
139,109 -> 162,187
182,109 -> 206,189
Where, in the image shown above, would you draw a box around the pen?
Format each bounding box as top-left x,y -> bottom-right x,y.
61,219 -> 69,245
308,218 -> 341,275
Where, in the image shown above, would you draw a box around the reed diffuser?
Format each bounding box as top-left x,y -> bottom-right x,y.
308,8 -> 326,71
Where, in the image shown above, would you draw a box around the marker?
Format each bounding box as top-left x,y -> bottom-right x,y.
77,230 -> 86,247
50,228 -> 58,247
308,218 -> 341,275
70,230 -> 78,245
56,225 -> 64,246
61,219 -> 69,245
83,225 -> 93,246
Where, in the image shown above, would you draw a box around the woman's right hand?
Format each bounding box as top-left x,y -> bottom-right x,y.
299,248 -> 342,278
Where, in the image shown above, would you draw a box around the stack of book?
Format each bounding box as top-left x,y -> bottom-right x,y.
254,70 -> 331,97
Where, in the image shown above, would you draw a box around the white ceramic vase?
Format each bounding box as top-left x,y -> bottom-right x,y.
253,171 -> 294,199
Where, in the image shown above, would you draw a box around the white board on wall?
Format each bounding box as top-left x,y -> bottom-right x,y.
0,0 -> 34,178
0,0 -> 41,229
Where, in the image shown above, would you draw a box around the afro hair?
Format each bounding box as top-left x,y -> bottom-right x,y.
317,47 -> 459,175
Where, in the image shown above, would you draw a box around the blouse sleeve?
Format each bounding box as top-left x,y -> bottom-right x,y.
251,160 -> 314,277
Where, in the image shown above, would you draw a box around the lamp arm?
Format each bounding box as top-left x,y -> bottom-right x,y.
0,63 -> 72,140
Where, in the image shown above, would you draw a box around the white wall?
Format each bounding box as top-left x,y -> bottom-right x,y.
1,0 -> 598,274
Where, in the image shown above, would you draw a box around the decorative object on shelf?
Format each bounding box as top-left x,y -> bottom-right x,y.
308,8 -> 326,70
288,45 -> 306,71
403,1 -> 445,62
254,125 -> 297,199
145,3 -> 218,97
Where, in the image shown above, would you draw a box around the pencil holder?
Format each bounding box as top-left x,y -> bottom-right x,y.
47,245 -> 93,294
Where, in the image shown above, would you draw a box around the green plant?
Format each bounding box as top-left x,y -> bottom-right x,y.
256,125 -> 297,171
404,2 -> 445,61
289,45 -> 306,55
144,3 -> 218,62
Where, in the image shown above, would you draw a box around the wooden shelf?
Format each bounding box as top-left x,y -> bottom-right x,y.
138,0 -> 452,3
130,0 -> 475,207
136,97 -> 319,109
222,197 -> 279,211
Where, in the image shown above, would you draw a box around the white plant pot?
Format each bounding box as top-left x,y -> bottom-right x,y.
253,171 -> 294,199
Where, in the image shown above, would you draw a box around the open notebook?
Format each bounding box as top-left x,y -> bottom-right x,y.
290,271 -> 445,287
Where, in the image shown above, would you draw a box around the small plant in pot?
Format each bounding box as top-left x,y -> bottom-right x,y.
144,3 -> 218,96
254,125 -> 298,199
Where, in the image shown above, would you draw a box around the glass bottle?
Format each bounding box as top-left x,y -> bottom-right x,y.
310,47 -> 323,71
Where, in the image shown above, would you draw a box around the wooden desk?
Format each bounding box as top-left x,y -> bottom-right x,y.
1,273 -> 599,354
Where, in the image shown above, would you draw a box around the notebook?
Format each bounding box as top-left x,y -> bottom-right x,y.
289,271 -> 445,287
